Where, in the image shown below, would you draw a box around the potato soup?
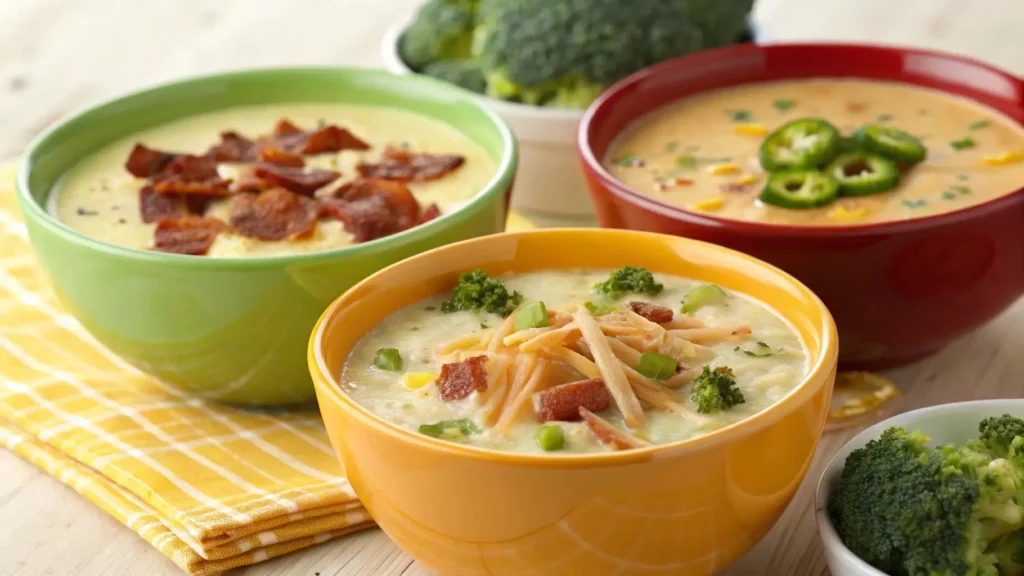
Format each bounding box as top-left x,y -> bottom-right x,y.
341,267 -> 809,455
51,104 -> 495,257
606,79 -> 1024,226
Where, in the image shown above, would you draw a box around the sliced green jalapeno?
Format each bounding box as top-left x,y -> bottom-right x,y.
852,124 -> 927,164
826,152 -> 899,196
759,170 -> 839,209
758,118 -> 841,171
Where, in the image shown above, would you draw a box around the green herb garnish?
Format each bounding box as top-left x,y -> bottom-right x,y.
675,155 -> 698,170
441,269 -> 523,317
418,419 -> 480,440
957,174 -> 969,182
535,425 -> 565,451
941,191 -> 958,201
689,366 -> 744,414
665,141 -> 680,152
480,323 -> 489,329
902,199 -> 927,209
636,352 -> 677,382
728,109 -> 753,122
514,301 -> 549,331
681,284 -> 727,314
773,98 -> 796,112
950,137 -> 976,150
951,185 -> 971,196
373,348 -> 403,371
616,154 -> 644,167
593,267 -> 663,300
969,120 -> 990,130
734,341 -> 783,358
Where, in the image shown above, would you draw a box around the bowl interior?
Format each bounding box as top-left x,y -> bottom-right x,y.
18,67 -> 517,261
313,228 -> 838,462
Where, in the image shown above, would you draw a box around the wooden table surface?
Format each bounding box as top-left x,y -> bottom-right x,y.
1,1 -> 1022,574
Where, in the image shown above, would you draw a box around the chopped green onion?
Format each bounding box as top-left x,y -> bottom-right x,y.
636,352 -> 677,382
675,155 -> 698,170
374,348 -> 403,371
957,174 -> 969,182
969,120 -> 990,130
902,199 -> 927,209
665,141 -> 680,152
734,341 -> 783,358
418,419 -> 480,440
951,185 -> 971,195
617,154 -> 644,167
876,114 -> 893,123
728,110 -> 753,122
680,284 -> 727,314
773,98 -> 796,112
535,425 -> 565,451
584,300 -> 615,316
514,301 -> 549,331
941,191 -> 957,201
949,137 -> 976,150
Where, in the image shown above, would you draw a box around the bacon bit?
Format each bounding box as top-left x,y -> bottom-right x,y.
205,131 -> 258,163
153,216 -> 230,255
720,182 -> 750,193
437,355 -> 488,401
125,144 -> 176,178
627,301 -> 674,324
252,163 -> 340,196
357,146 -> 465,182
139,186 -> 185,223
337,178 -> 420,224
230,188 -> 319,241
656,177 -> 695,191
846,102 -> 867,113
258,146 -> 305,168
533,379 -> 610,423
151,155 -> 233,196
184,195 -> 215,216
267,119 -> 370,155
319,178 -> 429,242
579,407 -> 649,450
418,203 -> 441,224
231,166 -> 270,193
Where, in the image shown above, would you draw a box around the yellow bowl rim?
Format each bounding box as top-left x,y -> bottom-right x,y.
309,228 -> 839,468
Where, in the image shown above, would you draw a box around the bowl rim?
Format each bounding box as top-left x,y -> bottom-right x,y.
813,398 -> 1024,576
309,227 -> 839,468
379,16 -> 584,122
15,65 -> 519,269
577,42 -> 1024,238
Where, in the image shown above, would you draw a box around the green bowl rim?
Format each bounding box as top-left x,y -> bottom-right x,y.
15,66 -> 519,270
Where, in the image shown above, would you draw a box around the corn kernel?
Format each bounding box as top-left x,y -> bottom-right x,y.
706,163 -> 740,175
827,205 -> 870,221
690,197 -> 725,211
402,372 -> 438,390
981,150 -> 1024,166
736,174 -> 759,186
733,123 -> 768,136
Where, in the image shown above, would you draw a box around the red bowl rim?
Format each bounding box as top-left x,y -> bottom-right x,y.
578,42 -> 1024,238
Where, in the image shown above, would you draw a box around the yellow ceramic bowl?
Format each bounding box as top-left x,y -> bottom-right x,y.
309,229 -> 838,576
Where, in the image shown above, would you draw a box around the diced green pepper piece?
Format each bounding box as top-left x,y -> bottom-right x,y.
584,300 -> 615,316
535,425 -> 565,451
826,152 -> 900,197
514,301 -> 549,331
636,352 -> 677,382
759,170 -> 840,209
374,348 -> 403,371
852,124 -> 927,164
681,284 -> 727,314
418,419 -> 480,440
758,118 -> 841,171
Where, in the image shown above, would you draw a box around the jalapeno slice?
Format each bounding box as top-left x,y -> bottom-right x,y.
758,118 -> 841,171
759,170 -> 840,209
826,152 -> 899,197
852,124 -> 927,164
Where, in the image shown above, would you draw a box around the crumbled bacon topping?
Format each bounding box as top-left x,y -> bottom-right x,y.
318,178 -> 438,242
266,119 -> 370,155
418,203 -> 441,225
151,155 -> 233,196
153,216 -> 230,255
628,301 -> 674,324
139,186 -> 185,223
533,378 -> 610,423
437,355 -> 488,402
230,188 -> 318,241
205,131 -> 258,163
125,144 -> 177,178
258,146 -> 305,168
357,146 -> 464,182
252,163 -> 340,196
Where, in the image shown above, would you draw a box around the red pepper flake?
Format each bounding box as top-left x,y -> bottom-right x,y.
267,118 -> 370,155
205,131 -> 258,163
533,378 -> 610,422
125,144 -> 177,178
252,163 -> 340,196
357,146 -> 464,182
437,355 -> 488,401
258,146 -> 305,168
627,301 -> 674,324
139,186 -> 186,223
230,188 -> 319,241
153,216 -> 230,255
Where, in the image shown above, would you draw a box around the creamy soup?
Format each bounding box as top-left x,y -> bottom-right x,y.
341,268 -> 809,454
606,79 -> 1024,226
52,104 -> 495,257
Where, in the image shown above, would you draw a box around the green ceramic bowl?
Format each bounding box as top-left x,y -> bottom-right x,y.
16,67 -> 517,406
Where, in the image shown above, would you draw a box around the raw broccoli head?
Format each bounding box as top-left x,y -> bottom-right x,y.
689,366 -> 744,414
593,266 -> 664,300
441,269 -> 523,317
829,425 -> 1024,576
399,0 -> 478,71
422,60 -> 487,93
979,414 -> 1024,457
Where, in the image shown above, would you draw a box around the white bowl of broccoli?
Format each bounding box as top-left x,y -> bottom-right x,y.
816,399 -> 1024,576
381,0 -> 756,224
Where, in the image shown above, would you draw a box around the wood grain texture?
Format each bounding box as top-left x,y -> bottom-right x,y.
1,0 -> 1022,574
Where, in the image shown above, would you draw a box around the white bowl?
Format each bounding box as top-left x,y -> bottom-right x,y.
380,18 -> 595,225
815,399 -> 1024,576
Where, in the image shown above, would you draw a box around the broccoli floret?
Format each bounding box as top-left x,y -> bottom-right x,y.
681,0 -> 756,47
829,425 -> 1024,576
689,366 -> 744,414
471,0 -> 713,108
441,269 -> 523,317
399,0 -> 478,71
593,266 -> 664,300
422,59 -> 487,93
980,415 -> 1024,458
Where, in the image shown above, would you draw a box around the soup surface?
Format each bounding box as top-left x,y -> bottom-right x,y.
51,104 -> 495,257
606,79 -> 1024,226
341,268 -> 809,455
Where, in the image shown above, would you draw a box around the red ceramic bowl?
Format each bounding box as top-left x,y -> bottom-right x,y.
578,43 -> 1024,370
